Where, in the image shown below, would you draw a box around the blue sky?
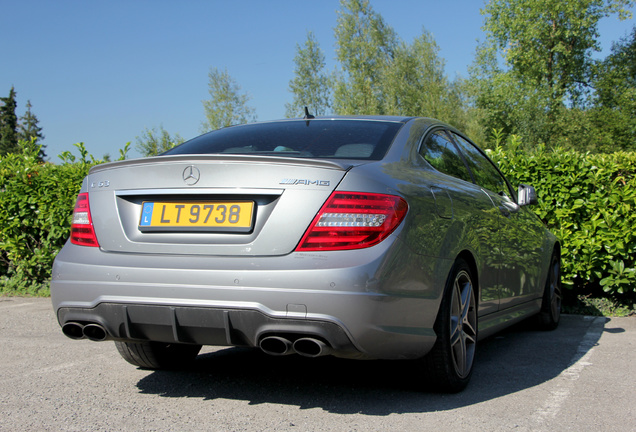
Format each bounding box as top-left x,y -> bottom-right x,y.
2,1 -> 635,160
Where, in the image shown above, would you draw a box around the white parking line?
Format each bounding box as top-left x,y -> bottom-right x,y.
533,316 -> 605,424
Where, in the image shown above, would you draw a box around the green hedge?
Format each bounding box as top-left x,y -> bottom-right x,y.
0,144 -> 96,295
489,144 -> 636,303
0,142 -> 634,304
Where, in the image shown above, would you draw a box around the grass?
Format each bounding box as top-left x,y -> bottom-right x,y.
0,277 -> 50,297
563,294 -> 636,317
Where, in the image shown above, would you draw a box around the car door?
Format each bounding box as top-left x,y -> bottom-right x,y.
417,130 -> 500,316
449,133 -> 545,309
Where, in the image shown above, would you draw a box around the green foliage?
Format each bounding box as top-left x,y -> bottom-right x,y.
118,142 -> 131,161
0,86 -> 19,156
333,0 -> 398,114
0,142 -> 114,295
382,31 -> 465,127
201,67 -> 256,133
473,0 -> 634,149
587,26 -> 636,152
563,294 -> 635,316
489,143 -> 636,304
285,31 -> 332,117
0,143 -> 91,294
0,88 -> 46,161
135,125 -> 184,157
331,0 -> 470,132
18,100 -> 46,160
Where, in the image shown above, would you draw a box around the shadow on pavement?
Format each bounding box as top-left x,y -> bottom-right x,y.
136,315 -> 604,415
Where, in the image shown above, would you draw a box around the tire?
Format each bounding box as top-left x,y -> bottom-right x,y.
423,258 -> 477,393
537,251 -> 561,331
114,341 -> 202,370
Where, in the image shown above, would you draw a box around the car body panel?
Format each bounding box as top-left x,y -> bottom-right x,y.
87,156 -> 352,256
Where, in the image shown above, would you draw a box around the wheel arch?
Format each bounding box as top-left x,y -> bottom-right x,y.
455,249 -> 480,307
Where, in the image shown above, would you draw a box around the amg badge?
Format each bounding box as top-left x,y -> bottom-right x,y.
280,179 -> 330,186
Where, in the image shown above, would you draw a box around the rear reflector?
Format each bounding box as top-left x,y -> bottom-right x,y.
296,192 -> 408,251
70,193 -> 99,247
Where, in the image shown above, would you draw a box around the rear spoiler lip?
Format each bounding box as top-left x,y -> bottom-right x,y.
89,154 -> 360,175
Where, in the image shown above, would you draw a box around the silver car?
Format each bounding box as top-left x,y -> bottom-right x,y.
51,116 -> 561,392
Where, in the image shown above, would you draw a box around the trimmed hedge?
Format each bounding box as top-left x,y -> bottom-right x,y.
0,141 -> 634,304
0,144 -> 96,295
489,144 -> 636,302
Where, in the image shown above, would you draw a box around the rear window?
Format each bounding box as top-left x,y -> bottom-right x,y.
163,119 -> 404,160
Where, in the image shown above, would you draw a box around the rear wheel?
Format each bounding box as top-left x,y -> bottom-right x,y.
537,251 -> 561,330
115,341 -> 202,369
423,258 -> 477,392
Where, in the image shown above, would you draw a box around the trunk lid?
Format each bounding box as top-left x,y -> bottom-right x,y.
87,155 -> 352,256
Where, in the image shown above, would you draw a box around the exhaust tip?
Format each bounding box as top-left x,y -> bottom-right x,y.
259,336 -> 293,356
82,323 -> 109,341
62,322 -> 85,340
293,338 -> 332,358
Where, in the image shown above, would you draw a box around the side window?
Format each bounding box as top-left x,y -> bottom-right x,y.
419,131 -> 473,183
451,133 -> 513,197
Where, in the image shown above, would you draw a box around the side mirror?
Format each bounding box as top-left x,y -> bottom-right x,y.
518,184 -> 538,206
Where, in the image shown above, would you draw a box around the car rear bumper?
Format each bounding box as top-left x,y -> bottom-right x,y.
51,239 -> 447,360
57,302 -> 366,357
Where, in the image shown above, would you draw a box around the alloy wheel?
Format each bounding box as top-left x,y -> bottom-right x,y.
449,270 -> 477,379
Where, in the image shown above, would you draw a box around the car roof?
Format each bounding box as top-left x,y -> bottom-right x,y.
253,115 -> 413,124
233,115 -> 451,130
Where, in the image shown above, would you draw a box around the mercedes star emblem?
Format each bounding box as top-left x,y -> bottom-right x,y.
182,166 -> 201,186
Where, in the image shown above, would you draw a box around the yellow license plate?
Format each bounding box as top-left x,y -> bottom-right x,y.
139,201 -> 254,232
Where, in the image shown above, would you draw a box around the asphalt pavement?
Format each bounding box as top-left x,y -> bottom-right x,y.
0,296 -> 634,431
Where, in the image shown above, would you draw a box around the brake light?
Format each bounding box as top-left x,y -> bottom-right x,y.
296,192 -> 408,251
70,193 -> 99,247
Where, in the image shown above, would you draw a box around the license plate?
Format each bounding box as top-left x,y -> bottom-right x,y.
139,201 -> 254,232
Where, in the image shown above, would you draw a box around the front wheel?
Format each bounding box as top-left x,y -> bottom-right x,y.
115,341 -> 202,369
423,258 -> 477,392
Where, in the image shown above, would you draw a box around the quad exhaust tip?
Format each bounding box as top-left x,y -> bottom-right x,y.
61,322 -> 110,342
83,323 -> 109,341
259,336 -> 333,358
62,322 -> 85,340
259,336 -> 294,356
293,338 -> 333,358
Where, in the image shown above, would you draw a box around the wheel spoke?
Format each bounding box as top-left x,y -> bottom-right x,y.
462,320 -> 477,341
449,269 -> 476,379
450,318 -> 461,345
460,282 -> 470,315
452,334 -> 466,375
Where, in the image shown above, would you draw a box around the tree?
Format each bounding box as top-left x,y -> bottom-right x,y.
382,31 -> 465,124
331,0 -> 470,132
201,68 -> 256,132
18,100 -> 46,160
467,39 -> 550,148
587,26 -> 636,151
285,31 -> 332,118
135,125 -> 185,157
479,0 -> 634,146
333,0 -> 398,114
0,86 -> 19,156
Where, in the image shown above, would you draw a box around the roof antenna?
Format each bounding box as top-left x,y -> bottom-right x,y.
303,106 -> 314,126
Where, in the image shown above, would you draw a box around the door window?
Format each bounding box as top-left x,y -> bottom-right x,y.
419,131 -> 473,183
451,133 -> 514,198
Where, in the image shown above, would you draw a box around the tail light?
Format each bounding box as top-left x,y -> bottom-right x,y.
296,192 -> 408,251
70,193 -> 99,247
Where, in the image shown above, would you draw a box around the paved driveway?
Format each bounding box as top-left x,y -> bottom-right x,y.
1,297 -> 634,431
